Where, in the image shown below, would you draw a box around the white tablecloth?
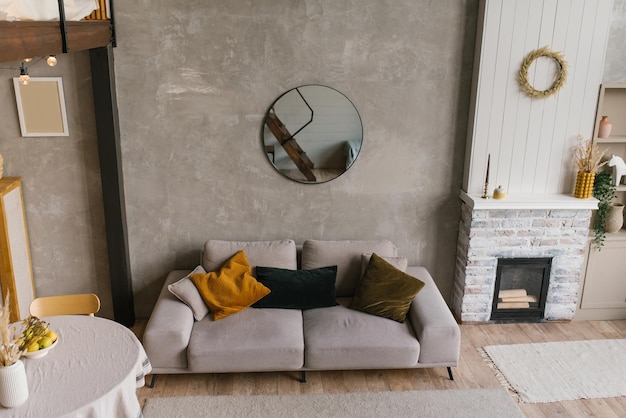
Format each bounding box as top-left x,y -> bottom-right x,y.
0,315 -> 151,418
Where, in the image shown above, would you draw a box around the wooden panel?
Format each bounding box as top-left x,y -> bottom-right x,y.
465,0 -> 613,195
595,85 -> 626,139
0,21 -> 111,63
0,178 -> 35,322
581,238 -> 626,310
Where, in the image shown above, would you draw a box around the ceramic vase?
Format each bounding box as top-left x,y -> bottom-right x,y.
598,116 -> 613,138
0,360 -> 29,408
574,171 -> 595,199
604,203 -> 625,233
493,185 -> 507,200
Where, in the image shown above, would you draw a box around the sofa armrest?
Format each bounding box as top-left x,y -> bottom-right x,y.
143,270 -> 196,371
406,267 -> 460,366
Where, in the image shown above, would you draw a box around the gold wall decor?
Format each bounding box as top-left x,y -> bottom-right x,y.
13,77 -> 69,137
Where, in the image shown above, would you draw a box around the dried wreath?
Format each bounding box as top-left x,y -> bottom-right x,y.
518,46 -> 567,98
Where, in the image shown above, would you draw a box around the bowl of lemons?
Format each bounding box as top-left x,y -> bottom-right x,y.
23,330 -> 58,359
19,317 -> 59,359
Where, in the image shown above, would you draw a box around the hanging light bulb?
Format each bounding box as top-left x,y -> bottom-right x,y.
46,55 -> 57,67
19,64 -> 30,86
23,57 -> 33,63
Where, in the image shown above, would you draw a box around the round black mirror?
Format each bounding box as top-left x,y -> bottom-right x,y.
262,85 -> 363,183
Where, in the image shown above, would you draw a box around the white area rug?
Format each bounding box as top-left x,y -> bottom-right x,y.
482,339 -> 626,403
143,389 -> 523,418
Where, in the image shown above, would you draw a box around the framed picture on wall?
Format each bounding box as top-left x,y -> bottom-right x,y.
13,77 -> 69,137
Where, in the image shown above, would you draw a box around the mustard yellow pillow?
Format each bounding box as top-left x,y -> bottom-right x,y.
190,250 -> 270,320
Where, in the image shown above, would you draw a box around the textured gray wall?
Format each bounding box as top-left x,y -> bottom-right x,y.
0,55 -> 114,317
605,0 -> 626,83
0,0 -> 623,320
114,0 -> 478,317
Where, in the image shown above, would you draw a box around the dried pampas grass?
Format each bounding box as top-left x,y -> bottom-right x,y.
0,293 -> 24,366
574,135 -> 607,173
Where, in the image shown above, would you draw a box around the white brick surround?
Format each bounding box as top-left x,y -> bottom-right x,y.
452,193 -> 596,323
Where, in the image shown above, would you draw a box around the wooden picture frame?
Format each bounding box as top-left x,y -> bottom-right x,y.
13,77 -> 69,137
0,178 -> 36,322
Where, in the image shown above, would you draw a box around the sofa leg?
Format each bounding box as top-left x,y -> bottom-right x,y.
447,367 -> 454,381
300,371 -> 307,383
148,374 -> 157,388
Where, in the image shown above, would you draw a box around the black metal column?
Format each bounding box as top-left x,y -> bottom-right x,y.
89,45 -> 135,327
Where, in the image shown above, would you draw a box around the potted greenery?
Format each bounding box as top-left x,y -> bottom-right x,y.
592,170 -> 618,249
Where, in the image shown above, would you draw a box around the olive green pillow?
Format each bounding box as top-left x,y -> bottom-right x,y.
349,253 -> 425,322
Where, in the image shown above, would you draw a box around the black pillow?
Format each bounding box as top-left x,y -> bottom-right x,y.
252,266 -> 339,310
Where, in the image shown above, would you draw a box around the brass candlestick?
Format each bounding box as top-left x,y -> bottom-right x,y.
481,182 -> 489,199
481,153 -> 490,199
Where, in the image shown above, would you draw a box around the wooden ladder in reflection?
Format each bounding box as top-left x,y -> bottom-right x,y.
265,111 -> 316,182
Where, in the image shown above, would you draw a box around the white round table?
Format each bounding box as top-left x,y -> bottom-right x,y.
0,315 -> 151,417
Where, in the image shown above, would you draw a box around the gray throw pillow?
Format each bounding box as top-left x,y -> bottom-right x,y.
168,265 -> 209,321
360,253 -> 408,277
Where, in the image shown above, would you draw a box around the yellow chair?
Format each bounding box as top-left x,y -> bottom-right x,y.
29,293 -> 101,317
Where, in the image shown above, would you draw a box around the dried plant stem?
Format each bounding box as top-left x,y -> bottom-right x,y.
0,293 -> 24,366
574,135 -> 607,173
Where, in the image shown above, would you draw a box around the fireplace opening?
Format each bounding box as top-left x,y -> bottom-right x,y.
491,257 -> 551,321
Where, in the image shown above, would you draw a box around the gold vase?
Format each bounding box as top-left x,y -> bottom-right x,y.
574,171 -> 595,199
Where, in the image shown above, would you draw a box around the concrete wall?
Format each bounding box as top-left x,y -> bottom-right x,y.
0,55 -> 113,317
115,0 -> 478,318
0,0 -> 623,320
605,0 -> 626,83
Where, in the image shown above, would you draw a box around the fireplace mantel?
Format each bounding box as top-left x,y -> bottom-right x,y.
460,191 -> 598,210
453,191 -> 594,323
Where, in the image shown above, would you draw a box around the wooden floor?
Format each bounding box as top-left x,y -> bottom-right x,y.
134,320 -> 626,417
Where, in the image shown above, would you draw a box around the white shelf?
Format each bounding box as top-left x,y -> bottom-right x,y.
460,191 -> 599,210
597,136 -> 626,143
594,84 -> 626,142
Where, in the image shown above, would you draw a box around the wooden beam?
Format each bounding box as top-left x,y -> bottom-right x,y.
89,45 -> 135,327
265,112 -> 317,182
0,21 -> 111,63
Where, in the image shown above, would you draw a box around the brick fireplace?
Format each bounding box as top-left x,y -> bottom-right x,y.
452,192 -> 597,323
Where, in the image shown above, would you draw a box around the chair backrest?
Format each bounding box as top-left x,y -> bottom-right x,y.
29,294 -> 101,317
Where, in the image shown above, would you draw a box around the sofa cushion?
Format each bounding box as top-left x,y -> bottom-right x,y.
167,265 -> 209,321
350,253 -> 425,323
190,250 -> 270,320
143,270 -> 196,371
202,239 -> 297,275
301,240 -> 397,297
252,266 -> 339,310
406,267 -> 461,366
188,307 -> 304,373
302,298 -> 420,370
360,253 -> 407,276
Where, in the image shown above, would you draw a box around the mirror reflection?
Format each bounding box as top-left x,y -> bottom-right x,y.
263,85 -> 363,183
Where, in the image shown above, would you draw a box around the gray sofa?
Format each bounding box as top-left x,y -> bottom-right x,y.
143,239 -> 461,384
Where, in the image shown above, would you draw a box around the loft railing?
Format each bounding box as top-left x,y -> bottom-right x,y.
56,0 -> 115,52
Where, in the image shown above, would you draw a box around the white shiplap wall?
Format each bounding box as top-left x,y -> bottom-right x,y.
464,0 -> 613,195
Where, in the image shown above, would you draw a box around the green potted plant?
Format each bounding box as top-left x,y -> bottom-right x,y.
592,170 -> 617,249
